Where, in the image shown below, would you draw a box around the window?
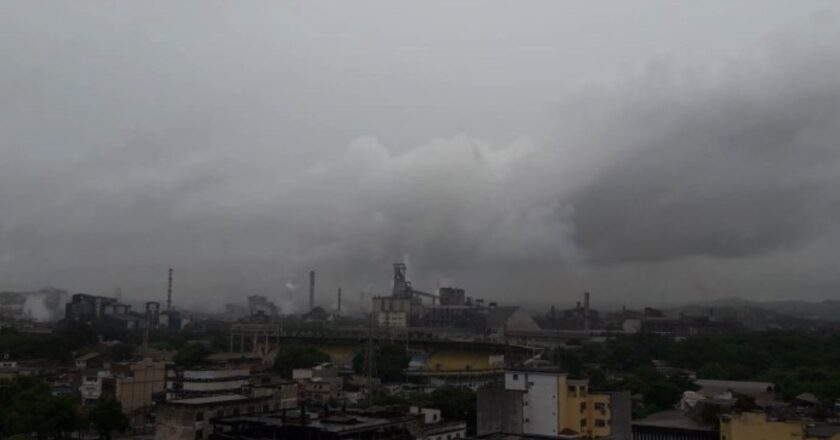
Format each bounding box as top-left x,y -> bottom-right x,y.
512,374 -> 518,380
595,402 -> 606,411
195,412 -> 204,422
568,385 -> 576,394
232,409 -> 240,416
595,419 -> 606,427
581,418 -> 587,427
194,429 -> 203,440
580,402 -> 586,412
215,410 -> 223,418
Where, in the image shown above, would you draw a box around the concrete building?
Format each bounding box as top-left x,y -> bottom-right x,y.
78,359 -> 168,426
409,407 -> 467,440
75,351 -> 109,370
155,386 -> 296,440
114,359 -> 169,426
719,412 -> 840,440
166,368 -> 251,400
292,363 -> 338,381
477,368 -> 631,439
438,288 -> 466,306
209,409 -> 415,440
300,377 -> 343,404
694,379 -> 775,404
80,370 -> 113,403
632,409 -> 717,440
372,296 -> 413,329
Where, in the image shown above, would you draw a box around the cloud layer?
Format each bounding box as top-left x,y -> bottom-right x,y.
2,2 -> 840,309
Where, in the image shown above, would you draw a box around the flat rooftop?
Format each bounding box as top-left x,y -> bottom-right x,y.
168,394 -> 248,405
214,412 -> 407,434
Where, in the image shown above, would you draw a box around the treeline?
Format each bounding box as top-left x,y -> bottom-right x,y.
0,376 -> 128,440
551,330 -> 840,407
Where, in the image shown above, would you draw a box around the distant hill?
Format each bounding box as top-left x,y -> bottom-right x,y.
685,297 -> 840,322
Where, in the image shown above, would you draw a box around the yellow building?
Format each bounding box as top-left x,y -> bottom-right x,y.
476,368 -> 630,438
720,412 -> 840,440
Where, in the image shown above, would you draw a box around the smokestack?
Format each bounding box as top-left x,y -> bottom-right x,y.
309,270 -> 315,311
167,268 -> 173,310
337,287 -> 342,314
584,291 -> 591,331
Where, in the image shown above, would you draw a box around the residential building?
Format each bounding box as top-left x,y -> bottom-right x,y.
80,370 -> 113,403
632,409 -> 717,440
166,368 -> 251,400
292,363 -> 338,381
476,368 -> 631,439
154,387 -> 295,440
300,377 -> 343,404
75,351 -> 109,370
719,412 -> 840,440
113,359 -> 169,426
209,409 -> 416,440
409,407 -> 467,440
694,379 -> 775,405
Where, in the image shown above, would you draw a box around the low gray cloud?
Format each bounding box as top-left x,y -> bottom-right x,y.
2,2 -> 840,308
569,37 -> 840,263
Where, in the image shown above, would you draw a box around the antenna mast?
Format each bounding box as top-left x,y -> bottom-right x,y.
363,313 -> 378,404
167,268 -> 173,310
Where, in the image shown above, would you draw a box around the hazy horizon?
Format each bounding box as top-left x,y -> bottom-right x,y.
3,1 -> 840,310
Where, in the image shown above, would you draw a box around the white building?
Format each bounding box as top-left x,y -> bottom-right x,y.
410,406 -> 467,440
166,368 -> 250,400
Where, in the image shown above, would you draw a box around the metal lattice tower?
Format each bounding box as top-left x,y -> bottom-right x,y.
363,313 -> 378,404
309,270 -> 315,311
166,268 -> 173,310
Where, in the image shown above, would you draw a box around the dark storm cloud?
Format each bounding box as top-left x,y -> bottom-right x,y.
568,34 -> 840,263
2,1 -> 840,307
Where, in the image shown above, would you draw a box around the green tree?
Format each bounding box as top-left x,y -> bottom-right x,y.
273,345 -> 331,377
173,343 -> 211,367
110,342 -> 136,362
0,378 -> 81,440
89,399 -> 129,440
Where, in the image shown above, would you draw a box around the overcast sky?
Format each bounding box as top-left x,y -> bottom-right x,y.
2,1 -> 840,311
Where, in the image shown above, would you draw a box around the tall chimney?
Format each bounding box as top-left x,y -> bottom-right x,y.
337,287 -> 342,314
583,291 -> 591,331
167,268 -> 173,310
309,270 -> 315,311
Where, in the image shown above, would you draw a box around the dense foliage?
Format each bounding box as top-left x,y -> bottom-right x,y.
0,377 -> 82,440
549,330 -> 840,417
173,343 -> 212,367
0,324 -> 99,362
368,386 -> 477,435
352,344 -> 411,382
273,345 -> 331,377
88,399 -> 129,440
